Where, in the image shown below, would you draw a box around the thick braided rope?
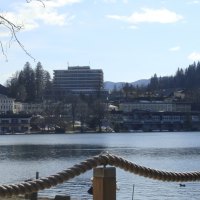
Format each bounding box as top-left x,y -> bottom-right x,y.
0,153 -> 200,197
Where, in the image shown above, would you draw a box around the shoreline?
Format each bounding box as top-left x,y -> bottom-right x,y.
3,197 -> 52,200
0,130 -> 200,135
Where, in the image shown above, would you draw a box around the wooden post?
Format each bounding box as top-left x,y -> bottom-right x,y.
36,171 -> 39,179
25,172 -> 39,200
29,172 -> 39,200
54,195 -> 71,200
93,167 -> 116,200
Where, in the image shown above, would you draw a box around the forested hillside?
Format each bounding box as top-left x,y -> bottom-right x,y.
148,62 -> 200,90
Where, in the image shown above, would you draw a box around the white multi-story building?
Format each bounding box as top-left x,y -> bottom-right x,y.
0,94 -> 46,114
21,103 -> 45,114
53,66 -> 104,96
14,102 -> 23,113
0,94 -> 15,114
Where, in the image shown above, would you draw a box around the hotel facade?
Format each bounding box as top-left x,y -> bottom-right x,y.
53,66 -> 105,98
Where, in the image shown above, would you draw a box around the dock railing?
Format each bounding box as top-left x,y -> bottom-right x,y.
0,153 -> 200,200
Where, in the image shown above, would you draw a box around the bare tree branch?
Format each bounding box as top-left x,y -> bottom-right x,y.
26,0 -> 46,7
0,14 -> 35,61
0,0 -> 46,61
0,41 -> 8,61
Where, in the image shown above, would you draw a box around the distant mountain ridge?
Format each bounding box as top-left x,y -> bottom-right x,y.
104,79 -> 150,91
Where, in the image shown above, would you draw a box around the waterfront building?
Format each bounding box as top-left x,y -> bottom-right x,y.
119,101 -> 191,112
13,102 -> 45,114
0,114 -> 31,134
109,109 -> 200,132
21,103 -> 45,114
0,94 -> 14,114
13,101 -> 72,115
53,66 -> 106,98
14,102 -> 23,113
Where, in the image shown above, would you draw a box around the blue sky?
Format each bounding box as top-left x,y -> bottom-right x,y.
0,0 -> 200,85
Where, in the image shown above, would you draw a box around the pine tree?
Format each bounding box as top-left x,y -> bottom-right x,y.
35,62 -> 45,102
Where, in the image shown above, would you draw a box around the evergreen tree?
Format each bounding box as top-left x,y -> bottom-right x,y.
174,68 -> 185,88
149,74 -> 159,90
23,62 -> 36,102
43,71 -> 52,100
196,62 -> 200,88
16,84 -> 27,102
35,62 -> 45,102
185,62 -> 196,89
6,72 -> 20,98
122,83 -> 130,99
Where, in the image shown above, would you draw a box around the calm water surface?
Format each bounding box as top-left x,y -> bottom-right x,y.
0,132 -> 200,200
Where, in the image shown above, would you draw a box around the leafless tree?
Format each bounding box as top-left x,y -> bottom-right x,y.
0,0 -> 46,61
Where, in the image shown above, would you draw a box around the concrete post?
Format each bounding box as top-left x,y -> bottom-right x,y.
93,167 -> 116,200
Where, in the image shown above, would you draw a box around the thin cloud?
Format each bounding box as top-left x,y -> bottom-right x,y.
42,0 -> 81,8
169,46 -> 180,52
187,0 -> 200,4
0,0 -> 80,33
107,8 -> 183,24
103,0 -> 128,3
0,32 -> 10,37
128,25 -> 139,29
188,52 -> 200,61
103,0 -> 117,3
0,26 -> 12,37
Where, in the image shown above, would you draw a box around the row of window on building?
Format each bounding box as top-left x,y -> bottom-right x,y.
0,93 -> 193,115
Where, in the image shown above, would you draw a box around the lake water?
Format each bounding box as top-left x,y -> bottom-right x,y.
0,132 -> 200,200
